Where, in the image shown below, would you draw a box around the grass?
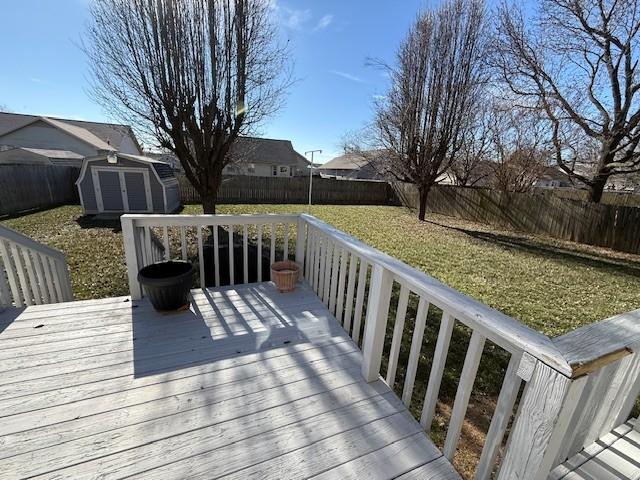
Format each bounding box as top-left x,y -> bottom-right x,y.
3,204 -> 639,476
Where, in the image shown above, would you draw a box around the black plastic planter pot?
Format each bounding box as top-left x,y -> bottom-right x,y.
138,261 -> 195,311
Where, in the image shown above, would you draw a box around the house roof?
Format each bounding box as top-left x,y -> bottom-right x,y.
12,147 -> 84,159
230,137 -> 309,167
538,166 -> 572,182
318,152 -> 373,170
0,112 -> 141,153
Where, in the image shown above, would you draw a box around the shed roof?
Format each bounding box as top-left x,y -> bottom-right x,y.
0,112 -> 141,153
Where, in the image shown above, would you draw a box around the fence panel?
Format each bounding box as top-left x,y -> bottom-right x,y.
395,183 -> 640,254
178,174 -> 397,206
0,165 -> 80,217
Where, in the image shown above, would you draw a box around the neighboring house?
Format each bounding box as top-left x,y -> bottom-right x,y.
0,112 -> 142,163
605,173 -> 640,192
0,147 -> 84,167
439,159 -> 496,187
144,137 -> 310,178
224,137 -> 311,177
145,151 -> 183,172
318,151 -> 386,180
76,152 -> 181,214
534,166 -> 574,188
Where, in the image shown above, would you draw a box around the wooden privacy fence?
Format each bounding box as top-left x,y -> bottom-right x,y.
395,183 -> 640,254
0,165 -> 80,218
178,174 -> 398,206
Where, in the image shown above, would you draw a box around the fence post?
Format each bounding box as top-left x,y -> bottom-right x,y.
361,264 -> 393,382
121,215 -> 143,300
295,216 -> 306,280
498,358 -> 587,480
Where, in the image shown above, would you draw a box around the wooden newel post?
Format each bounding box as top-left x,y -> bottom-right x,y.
498,356 -> 586,480
121,215 -> 143,301
361,264 -> 393,382
295,217 -> 306,281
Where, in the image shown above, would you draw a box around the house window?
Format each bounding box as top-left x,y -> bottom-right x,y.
279,166 -> 289,174
272,166 -> 277,176
289,168 -> 294,177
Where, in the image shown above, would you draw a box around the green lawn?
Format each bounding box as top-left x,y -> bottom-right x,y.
4,204 -> 638,339
4,204 -> 639,476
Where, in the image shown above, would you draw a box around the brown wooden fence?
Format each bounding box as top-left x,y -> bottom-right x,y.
0,165 -> 80,218
395,183 -> 640,254
549,188 -> 640,207
179,174 -> 398,205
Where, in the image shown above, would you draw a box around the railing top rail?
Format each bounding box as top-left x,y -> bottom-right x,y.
300,214 -> 574,376
0,224 -> 66,262
553,308 -> 640,377
122,213 -> 301,227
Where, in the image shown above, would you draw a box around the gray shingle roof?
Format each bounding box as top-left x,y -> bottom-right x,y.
319,153 -> 370,170
230,137 -> 309,167
17,148 -> 84,159
0,112 -> 140,153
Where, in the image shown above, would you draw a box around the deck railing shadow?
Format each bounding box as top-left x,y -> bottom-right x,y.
121,213 -> 640,479
0,306 -> 22,335
130,287 -> 325,378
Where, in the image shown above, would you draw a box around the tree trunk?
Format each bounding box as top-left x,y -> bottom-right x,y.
199,171 -> 223,214
202,194 -> 217,214
588,175 -> 608,203
417,184 -> 432,221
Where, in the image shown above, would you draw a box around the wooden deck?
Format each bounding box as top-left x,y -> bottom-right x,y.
551,419 -> 640,480
0,281 -> 459,480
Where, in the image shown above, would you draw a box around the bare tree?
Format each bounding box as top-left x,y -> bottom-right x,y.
493,0 -> 640,202
450,106 -> 492,186
85,0 -> 290,213
487,105 -> 550,193
371,0 -> 487,220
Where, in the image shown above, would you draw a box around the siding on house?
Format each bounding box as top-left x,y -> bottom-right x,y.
0,121 -> 98,157
0,112 -> 143,155
112,134 -> 141,155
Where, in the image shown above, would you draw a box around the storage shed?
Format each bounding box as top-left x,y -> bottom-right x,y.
76,152 -> 181,214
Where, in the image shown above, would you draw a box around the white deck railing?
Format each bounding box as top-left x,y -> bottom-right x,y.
121,213 -> 640,479
0,224 -> 73,308
121,214 -> 302,301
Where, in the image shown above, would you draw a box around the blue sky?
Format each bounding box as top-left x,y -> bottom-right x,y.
0,0 -> 456,163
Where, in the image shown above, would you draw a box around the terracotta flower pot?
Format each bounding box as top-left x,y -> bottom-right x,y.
271,260 -> 300,293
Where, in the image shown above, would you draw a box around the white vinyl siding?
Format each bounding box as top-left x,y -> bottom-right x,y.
0,121 -> 97,157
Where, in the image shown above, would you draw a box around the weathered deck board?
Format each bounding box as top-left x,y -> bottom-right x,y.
550,419 -> 640,480
0,282 -> 455,480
